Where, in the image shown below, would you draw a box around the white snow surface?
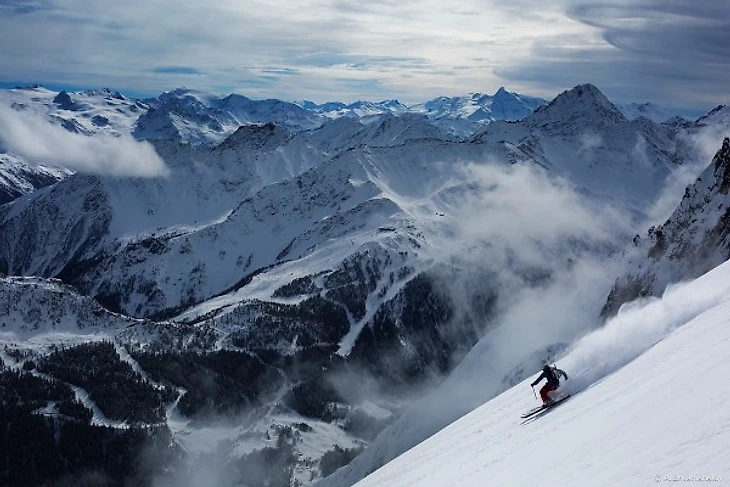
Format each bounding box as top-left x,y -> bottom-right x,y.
411,87 -> 545,122
0,85 -> 146,137
0,152 -> 70,200
618,102 -> 680,123
344,259 -> 730,487
697,105 -> 730,127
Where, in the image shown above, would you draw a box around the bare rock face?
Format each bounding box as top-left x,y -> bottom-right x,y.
603,137 -> 730,317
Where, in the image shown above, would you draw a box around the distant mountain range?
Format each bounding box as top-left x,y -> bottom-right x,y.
0,83 -> 688,148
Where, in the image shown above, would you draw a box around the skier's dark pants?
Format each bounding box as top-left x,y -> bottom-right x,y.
540,384 -> 557,403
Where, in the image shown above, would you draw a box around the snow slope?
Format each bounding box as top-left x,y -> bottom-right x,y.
696,105 -> 730,127
411,87 -> 545,122
0,85 -> 146,137
0,153 -> 70,204
301,99 -> 408,119
350,259 -> 730,487
618,102 -> 679,123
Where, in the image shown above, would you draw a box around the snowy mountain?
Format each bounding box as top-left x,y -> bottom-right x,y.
0,276 -> 190,346
0,83 -> 689,187
408,87 -> 546,136
695,104 -> 730,127
0,85 -> 147,137
603,137 -> 730,316
301,99 -> 409,119
524,83 -> 627,130
473,84 -> 687,210
0,153 -> 70,204
2,82 -> 728,486
341,258 -> 730,487
0,268 -> 387,486
618,102 -> 680,123
1,84 -> 685,319
133,87 -> 544,146
0,85 -> 147,202
412,87 -> 545,122
318,108 -> 730,487
133,88 -> 326,146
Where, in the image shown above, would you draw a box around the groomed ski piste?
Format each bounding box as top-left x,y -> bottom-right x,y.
353,259 -> 730,487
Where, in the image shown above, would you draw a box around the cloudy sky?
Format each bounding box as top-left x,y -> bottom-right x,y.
0,0 -> 727,111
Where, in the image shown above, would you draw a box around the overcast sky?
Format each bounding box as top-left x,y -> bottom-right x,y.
0,0 -> 727,112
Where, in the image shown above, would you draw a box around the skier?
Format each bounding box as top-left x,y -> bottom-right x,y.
531,364 -> 568,406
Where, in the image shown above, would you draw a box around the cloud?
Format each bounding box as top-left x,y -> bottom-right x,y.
645,124 -> 730,224
578,132 -> 603,159
499,0 -> 730,113
441,162 -> 629,271
0,0 -> 47,14
0,103 -> 169,177
0,0 -> 585,103
559,258 -> 730,396
0,0 -> 726,109
153,66 -> 203,75
414,160 -> 634,398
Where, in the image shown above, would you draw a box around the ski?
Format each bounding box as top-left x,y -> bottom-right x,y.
521,395 -> 571,419
520,406 -> 544,418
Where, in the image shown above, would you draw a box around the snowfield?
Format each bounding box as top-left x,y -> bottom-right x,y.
352,259 -> 730,487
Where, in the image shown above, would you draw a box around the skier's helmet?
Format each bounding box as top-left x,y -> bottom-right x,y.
542,364 -> 551,373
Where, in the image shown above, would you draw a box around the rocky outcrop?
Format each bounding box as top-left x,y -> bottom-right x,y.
603,137 -> 730,316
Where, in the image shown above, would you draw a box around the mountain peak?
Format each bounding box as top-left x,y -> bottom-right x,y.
379,99 -> 406,110
526,83 -> 626,130
216,122 -> 292,151
491,87 -> 515,103
697,104 -> 730,126
493,86 -> 511,97
557,83 -> 617,109
52,90 -> 79,110
219,93 -> 252,104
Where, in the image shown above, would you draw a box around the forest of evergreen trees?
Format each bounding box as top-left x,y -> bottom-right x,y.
0,364 -> 177,486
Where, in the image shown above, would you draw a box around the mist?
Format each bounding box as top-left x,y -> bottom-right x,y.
446,162 -> 628,259
646,124 -> 730,225
317,158 -> 640,486
0,103 -> 168,177
426,160 -> 632,358
559,262 -> 730,396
